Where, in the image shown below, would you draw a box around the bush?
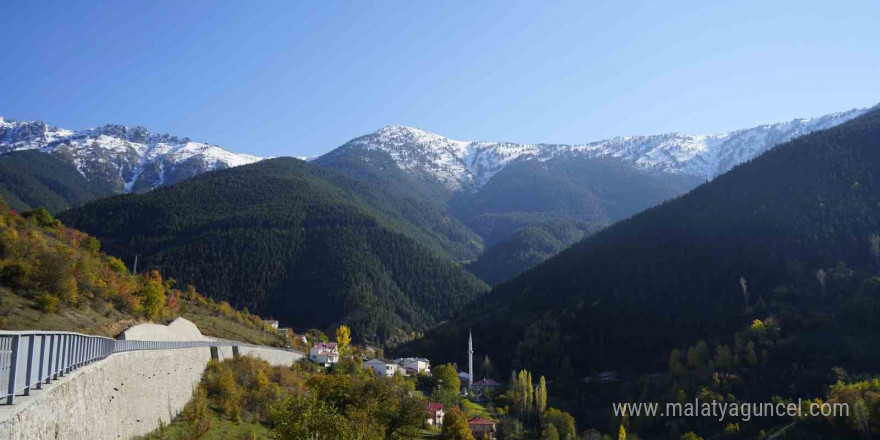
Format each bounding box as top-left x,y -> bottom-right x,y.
82,236 -> 100,254
183,387 -> 212,439
28,207 -> 61,228
0,261 -> 31,288
206,362 -> 243,420
35,293 -> 60,313
105,256 -> 128,274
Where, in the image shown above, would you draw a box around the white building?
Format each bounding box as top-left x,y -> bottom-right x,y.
393,357 -> 431,375
309,342 -> 339,366
426,402 -> 445,426
364,358 -> 399,377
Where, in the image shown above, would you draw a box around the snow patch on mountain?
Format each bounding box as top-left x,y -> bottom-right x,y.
0,117 -> 262,193
333,107 -> 870,191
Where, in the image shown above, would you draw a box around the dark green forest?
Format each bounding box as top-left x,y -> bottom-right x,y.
58,158 -> 488,344
313,147 -> 484,261
396,107 -> 880,438
466,218 -> 595,285
318,146 -> 702,284
0,150 -> 113,212
451,156 -> 701,249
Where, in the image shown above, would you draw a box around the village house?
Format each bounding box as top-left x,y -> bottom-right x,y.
426,402 -> 444,426
470,378 -> 502,397
467,417 -> 496,437
363,358 -> 399,377
393,357 -> 431,375
265,320 -> 279,330
309,342 -> 339,366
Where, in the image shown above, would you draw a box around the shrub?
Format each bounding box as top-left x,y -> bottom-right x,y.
28,207 -> 61,228
0,260 -> 31,288
206,362 -> 243,420
35,293 -> 60,313
105,256 -> 128,275
183,387 -> 212,439
82,236 -> 100,254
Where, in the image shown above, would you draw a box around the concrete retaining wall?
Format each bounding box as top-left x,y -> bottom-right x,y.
0,318 -> 303,440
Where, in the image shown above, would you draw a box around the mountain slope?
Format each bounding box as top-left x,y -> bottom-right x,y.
58,158 -> 489,344
0,150 -> 114,212
317,107 -> 868,283
0,116 -> 262,194
464,218 -> 594,285
313,147 -> 483,260
451,156 -> 702,248
398,105 -> 880,376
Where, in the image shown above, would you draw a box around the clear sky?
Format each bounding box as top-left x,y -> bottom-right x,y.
1,0 -> 878,157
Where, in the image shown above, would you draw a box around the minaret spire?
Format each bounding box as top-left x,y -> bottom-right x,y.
468,329 -> 474,386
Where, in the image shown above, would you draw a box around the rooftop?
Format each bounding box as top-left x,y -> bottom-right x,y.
468,417 -> 495,426
427,402 -> 445,412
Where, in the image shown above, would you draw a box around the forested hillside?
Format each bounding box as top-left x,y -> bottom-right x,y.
400,107 -> 880,382
317,143 -> 702,283
0,199 -> 283,345
0,150 -> 113,212
465,218 -> 594,285
313,147 -> 483,260
59,158 -> 488,344
451,156 -> 701,282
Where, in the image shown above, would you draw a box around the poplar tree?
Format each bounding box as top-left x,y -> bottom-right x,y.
535,376 -> 548,418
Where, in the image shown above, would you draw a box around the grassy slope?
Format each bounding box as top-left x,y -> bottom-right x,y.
0,287 -> 282,345
136,407 -> 270,440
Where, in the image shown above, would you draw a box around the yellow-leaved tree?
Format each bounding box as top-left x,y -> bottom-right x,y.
442,407 -> 475,440
335,325 -> 351,351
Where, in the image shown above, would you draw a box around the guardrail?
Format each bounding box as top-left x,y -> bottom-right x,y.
0,330 -> 280,405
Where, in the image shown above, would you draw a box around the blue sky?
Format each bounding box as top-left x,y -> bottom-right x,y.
1,0 -> 878,157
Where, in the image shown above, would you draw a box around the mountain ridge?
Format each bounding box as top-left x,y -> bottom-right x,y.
0,116 -> 262,194
334,107 -> 871,193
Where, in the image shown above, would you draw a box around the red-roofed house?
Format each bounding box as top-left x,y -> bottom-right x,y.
426,402 -> 445,426
309,342 -> 339,366
467,417 -> 496,437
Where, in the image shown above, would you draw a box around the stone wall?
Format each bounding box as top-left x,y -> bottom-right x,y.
0,318 -> 303,440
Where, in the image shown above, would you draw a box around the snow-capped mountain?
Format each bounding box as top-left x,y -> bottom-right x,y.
331,107 -> 871,192
0,117 -> 262,193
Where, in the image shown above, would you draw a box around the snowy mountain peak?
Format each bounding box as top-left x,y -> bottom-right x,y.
0,117 -> 262,193
332,107 -> 872,192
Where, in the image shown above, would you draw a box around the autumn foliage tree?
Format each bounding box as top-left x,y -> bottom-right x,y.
336,325 -> 352,351
442,407 -> 475,440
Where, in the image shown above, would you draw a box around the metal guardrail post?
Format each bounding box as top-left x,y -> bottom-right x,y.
74,336 -> 80,369
61,334 -> 68,376
46,335 -> 61,383
23,335 -> 34,396
6,335 -> 20,404
56,335 -> 62,378
66,335 -> 73,373
37,335 -> 46,390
